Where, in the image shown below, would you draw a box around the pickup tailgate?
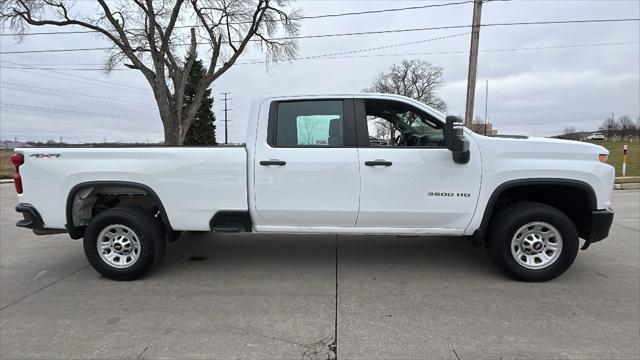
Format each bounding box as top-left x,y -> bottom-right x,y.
14,147 -> 248,231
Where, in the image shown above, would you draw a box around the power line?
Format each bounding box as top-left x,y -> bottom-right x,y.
0,1 -> 473,37
0,81 -> 155,107
234,40 -> 638,65
0,32 -> 470,70
1,41 -> 635,71
236,32 -> 472,65
0,60 -> 150,92
1,18 -> 637,55
0,103 -> 157,121
270,32 -> 471,61
279,40 -> 638,61
6,63 -> 109,67
240,18 -> 640,41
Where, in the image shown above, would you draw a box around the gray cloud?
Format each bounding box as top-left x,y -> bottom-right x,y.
0,0 -> 638,143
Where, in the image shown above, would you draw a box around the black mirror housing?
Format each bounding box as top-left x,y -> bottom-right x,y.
444,116 -> 470,164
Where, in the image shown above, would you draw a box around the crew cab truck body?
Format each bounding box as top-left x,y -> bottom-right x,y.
12,94 -> 615,281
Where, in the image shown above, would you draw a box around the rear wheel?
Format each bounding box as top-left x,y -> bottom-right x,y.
486,201 -> 579,282
84,206 -> 166,281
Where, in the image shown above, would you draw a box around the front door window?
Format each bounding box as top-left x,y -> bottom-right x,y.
365,100 -> 444,148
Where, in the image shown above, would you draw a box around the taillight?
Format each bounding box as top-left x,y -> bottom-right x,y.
10,153 -> 24,194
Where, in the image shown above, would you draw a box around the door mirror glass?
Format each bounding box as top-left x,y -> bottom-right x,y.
444,116 -> 470,164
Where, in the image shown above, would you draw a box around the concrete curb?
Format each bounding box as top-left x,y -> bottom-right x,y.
613,177 -> 639,190
614,183 -> 640,190
615,176 -> 640,184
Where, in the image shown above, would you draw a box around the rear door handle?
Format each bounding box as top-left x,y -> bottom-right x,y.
365,160 -> 392,167
260,159 -> 287,166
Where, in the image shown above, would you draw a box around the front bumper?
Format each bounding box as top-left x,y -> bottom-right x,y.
15,203 -> 66,235
582,208 -> 614,249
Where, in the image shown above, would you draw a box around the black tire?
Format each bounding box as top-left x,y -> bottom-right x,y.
486,201 -> 579,282
83,206 -> 166,281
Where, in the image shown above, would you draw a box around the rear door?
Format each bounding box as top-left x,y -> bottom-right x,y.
354,98 -> 482,231
253,98 -> 360,227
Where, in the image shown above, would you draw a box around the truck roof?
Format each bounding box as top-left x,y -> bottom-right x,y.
250,93 -> 446,118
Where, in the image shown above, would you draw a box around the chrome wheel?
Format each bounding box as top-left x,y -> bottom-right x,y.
511,221 -> 563,270
97,224 -> 141,269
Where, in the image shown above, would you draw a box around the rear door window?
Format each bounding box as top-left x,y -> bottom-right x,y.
270,100 -> 345,147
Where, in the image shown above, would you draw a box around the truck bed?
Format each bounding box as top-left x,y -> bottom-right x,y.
16,147 -> 248,231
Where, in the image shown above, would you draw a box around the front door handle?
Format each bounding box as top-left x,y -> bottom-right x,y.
365,160 -> 392,167
260,159 -> 287,166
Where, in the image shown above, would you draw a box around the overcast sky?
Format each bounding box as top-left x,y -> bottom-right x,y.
0,0 -> 638,144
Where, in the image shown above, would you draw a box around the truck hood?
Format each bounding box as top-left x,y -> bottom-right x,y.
473,134 -> 608,161
524,136 -> 607,153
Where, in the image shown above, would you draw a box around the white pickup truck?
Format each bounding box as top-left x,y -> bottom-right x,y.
11,94 -> 615,282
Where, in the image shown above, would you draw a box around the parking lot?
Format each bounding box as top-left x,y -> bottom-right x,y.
1,183 -> 638,359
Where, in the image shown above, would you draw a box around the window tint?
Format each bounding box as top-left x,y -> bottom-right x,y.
365,100 -> 444,148
273,101 -> 344,147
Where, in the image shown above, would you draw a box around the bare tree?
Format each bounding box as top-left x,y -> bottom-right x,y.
618,115 -> 634,140
364,59 -> 447,112
471,115 -> 485,134
561,126 -> 581,140
599,117 -> 620,141
372,120 -> 389,140
370,116 -> 395,145
300,117 -> 317,145
1,0 -> 300,145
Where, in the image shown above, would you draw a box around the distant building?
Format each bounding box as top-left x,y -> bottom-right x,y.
471,122 -> 498,136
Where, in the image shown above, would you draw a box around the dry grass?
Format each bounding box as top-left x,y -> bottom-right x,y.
0,150 -> 14,179
587,140 -> 639,177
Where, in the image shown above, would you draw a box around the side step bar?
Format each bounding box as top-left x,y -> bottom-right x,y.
209,211 -> 252,233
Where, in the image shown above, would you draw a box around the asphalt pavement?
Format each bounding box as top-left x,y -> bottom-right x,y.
1,183 -> 638,359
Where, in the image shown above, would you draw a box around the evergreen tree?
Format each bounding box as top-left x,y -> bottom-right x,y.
183,58 -> 217,145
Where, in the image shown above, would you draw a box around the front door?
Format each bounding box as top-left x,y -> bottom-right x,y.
253,98 -> 360,228
355,98 -> 482,231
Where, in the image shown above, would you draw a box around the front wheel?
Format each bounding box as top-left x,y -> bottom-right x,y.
83,206 -> 166,281
486,201 -> 579,282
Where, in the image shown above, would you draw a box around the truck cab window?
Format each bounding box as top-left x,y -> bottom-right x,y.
365,100 -> 444,147
272,100 -> 344,147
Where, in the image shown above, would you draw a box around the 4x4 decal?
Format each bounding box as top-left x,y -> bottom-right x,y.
29,153 -> 61,158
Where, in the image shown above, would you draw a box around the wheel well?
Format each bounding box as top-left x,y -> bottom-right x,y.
66,182 -> 172,239
481,180 -> 596,241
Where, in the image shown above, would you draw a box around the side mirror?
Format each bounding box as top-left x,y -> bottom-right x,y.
444,116 -> 470,164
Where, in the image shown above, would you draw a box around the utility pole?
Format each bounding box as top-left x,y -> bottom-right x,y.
221,92 -> 231,144
464,0 -> 483,128
484,80 -> 489,136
